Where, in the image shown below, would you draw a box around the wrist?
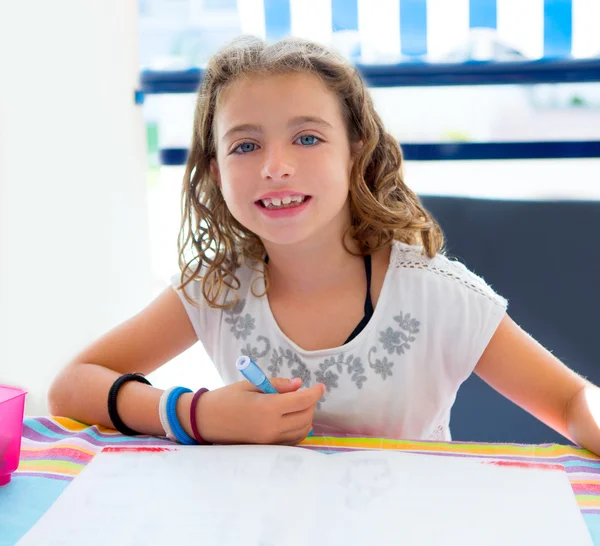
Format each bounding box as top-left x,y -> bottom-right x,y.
194,389 -> 218,444
175,392 -> 195,440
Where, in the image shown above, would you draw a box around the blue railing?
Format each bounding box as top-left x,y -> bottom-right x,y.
159,141 -> 600,165
140,58 -> 600,93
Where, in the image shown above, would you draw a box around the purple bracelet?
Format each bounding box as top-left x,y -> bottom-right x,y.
190,388 -> 210,445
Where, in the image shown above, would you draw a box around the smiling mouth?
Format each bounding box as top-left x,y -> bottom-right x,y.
257,195 -> 311,209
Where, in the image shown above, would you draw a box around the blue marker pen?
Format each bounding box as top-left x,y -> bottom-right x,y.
236,356 -> 278,394
236,355 -> 314,436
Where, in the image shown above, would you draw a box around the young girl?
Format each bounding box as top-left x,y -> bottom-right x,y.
49,36 -> 600,452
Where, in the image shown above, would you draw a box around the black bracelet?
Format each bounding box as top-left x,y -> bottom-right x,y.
107,373 -> 152,436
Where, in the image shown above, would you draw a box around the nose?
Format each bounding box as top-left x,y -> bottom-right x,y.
260,145 -> 295,181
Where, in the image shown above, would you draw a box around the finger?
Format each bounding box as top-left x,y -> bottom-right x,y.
278,383 -> 325,414
281,406 -> 314,432
278,423 -> 313,445
235,377 -> 301,395
269,377 -> 303,394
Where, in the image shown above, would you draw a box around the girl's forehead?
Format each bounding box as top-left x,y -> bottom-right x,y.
215,72 -> 343,129
226,71 -> 330,97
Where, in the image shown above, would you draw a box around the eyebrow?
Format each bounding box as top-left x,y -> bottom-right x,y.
221,116 -> 334,142
288,116 -> 334,130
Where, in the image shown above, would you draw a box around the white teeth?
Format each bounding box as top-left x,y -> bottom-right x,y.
260,195 -> 307,208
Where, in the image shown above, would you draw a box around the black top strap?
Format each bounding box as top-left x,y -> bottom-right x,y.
363,253 -> 374,317
344,254 -> 374,344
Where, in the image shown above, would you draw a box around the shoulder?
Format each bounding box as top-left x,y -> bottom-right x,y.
389,240 -> 507,310
170,258 -> 256,310
169,258 -> 258,346
388,241 -> 508,384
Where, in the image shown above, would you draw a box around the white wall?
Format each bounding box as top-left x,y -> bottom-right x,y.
0,2 -> 152,415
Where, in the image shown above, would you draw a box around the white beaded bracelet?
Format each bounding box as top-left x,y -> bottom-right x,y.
158,387 -> 177,442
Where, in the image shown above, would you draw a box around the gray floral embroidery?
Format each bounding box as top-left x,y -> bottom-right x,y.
368,311 -> 420,379
241,335 -> 271,361
224,298 -> 255,340
230,308 -> 420,409
379,312 -> 420,355
315,354 -> 367,392
367,347 -> 394,379
313,354 -> 367,408
269,347 -> 312,386
315,368 -> 339,392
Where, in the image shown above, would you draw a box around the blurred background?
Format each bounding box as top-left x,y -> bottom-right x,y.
1,0 -> 599,443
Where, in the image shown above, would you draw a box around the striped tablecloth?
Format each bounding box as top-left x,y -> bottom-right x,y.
3,417 -> 600,545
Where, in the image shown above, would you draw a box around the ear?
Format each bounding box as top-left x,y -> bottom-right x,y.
348,140 -> 364,174
351,140 -> 364,157
210,158 -> 221,187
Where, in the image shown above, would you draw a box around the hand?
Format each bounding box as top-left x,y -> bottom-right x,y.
196,378 -> 325,445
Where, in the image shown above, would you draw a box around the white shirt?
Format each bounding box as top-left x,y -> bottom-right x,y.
171,240 -> 508,441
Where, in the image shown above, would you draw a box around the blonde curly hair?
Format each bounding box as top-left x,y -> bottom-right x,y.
177,35 -> 444,309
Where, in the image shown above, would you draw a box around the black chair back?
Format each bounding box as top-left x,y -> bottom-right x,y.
420,196 -> 600,444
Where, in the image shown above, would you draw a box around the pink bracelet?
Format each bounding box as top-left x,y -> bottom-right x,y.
190,388 -> 210,445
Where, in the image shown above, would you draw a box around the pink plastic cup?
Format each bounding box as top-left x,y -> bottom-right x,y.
0,385 -> 27,486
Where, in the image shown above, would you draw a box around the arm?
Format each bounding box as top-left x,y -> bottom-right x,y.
48,287 -> 325,444
48,287 -> 199,437
474,313 -> 600,455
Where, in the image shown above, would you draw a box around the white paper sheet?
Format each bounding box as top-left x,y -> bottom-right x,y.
17,445 -> 593,546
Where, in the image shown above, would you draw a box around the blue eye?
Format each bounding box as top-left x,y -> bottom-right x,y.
296,135 -> 320,146
234,142 -> 258,154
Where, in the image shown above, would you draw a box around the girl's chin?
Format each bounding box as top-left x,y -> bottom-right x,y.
258,232 -> 316,247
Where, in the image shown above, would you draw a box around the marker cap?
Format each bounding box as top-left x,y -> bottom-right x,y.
236,356 -> 268,387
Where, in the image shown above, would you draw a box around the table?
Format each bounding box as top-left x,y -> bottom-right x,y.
2,417 -> 600,545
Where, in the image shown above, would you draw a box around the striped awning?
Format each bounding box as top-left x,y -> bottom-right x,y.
236,0 -> 599,62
